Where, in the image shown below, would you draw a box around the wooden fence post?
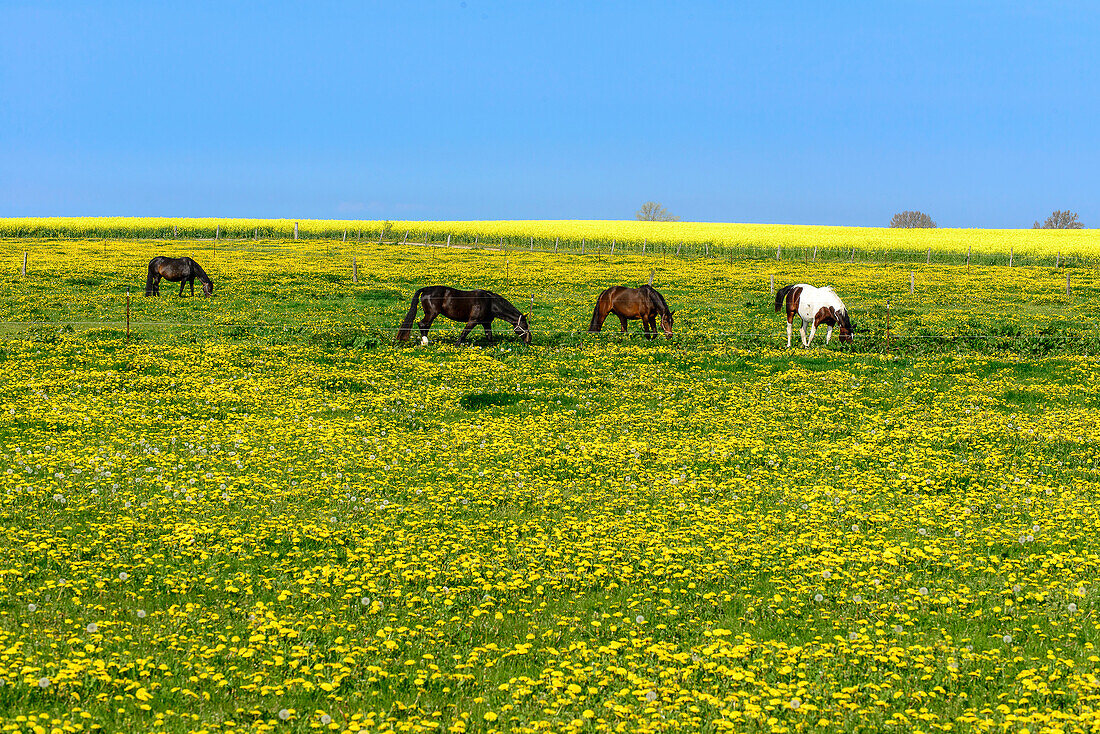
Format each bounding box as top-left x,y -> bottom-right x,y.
174,226 -> 179,238
293,222 -> 299,240
352,256 -> 358,283
126,288 -> 131,342
776,243 -> 781,261
530,236 -> 534,251
1009,247 -> 1013,267
215,224 -> 220,241
446,234 -> 451,246
812,245 -> 817,263
677,241 -> 682,255
343,228 -> 347,242
554,237 -> 559,253
1056,252 -> 1061,268
22,251 -> 27,276
910,272 -> 914,294
581,238 -> 585,255
705,242 -> 709,257
254,227 -> 258,240
611,240 -> 615,255
403,230 -> 409,244
926,247 -> 931,265
966,245 -> 971,273
642,238 -> 646,254
649,268 -> 654,286
769,274 -> 775,297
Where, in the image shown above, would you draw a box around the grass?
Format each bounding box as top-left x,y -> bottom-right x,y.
0,238 -> 1099,732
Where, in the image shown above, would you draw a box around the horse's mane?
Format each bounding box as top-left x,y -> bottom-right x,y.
485,290 -> 524,318
641,285 -> 670,315
189,258 -> 211,282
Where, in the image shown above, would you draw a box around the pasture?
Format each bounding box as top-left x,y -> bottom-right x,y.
2,237 -> 1100,733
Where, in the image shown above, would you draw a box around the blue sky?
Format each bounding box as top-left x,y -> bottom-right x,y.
2,1 -> 1098,226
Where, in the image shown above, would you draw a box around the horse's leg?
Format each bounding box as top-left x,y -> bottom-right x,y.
418,313 -> 437,343
825,325 -> 833,344
786,314 -> 794,348
179,279 -> 185,297
618,315 -> 629,334
189,277 -> 195,297
799,318 -> 808,347
482,321 -> 493,341
457,319 -> 478,344
806,322 -> 818,347
644,317 -> 656,340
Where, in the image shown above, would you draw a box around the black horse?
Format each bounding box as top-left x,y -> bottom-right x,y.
145,256 -> 213,297
397,286 -> 532,344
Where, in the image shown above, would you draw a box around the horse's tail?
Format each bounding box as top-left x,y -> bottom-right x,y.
588,290 -> 608,332
144,260 -> 156,296
397,287 -> 427,341
774,285 -> 795,312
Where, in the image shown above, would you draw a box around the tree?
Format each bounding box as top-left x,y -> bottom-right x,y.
1034,210 -> 1083,229
890,211 -> 937,228
636,202 -> 680,222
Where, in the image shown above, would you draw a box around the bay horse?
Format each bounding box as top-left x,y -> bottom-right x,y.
588,285 -> 674,339
774,283 -> 853,347
397,286 -> 532,345
145,256 -> 213,297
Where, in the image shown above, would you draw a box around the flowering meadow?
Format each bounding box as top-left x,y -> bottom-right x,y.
2,238 -> 1100,733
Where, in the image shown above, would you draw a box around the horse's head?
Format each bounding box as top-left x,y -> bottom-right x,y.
514,313 -> 532,344
837,311 -> 854,344
202,279 -> 214,297
660,310 -> 675,338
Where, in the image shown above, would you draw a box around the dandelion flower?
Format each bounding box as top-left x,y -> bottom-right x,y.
645,691 -> 657,702
320,714 -> 332,725
118,572 -> 129,581
1068,603 -> 1078,613
278,709 -> 291,721
1003,634 -> 1013,644
38,677 -> 50,688
86,622 -> 97,633
27,603 -> 36,612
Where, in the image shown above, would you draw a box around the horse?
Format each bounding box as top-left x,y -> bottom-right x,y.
588,285 -> 674,339
145,256 -> 213,297
396,286 -> 532,345
774,283 -> 853,347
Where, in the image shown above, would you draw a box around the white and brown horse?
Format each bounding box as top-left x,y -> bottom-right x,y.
774,284 -> 853,347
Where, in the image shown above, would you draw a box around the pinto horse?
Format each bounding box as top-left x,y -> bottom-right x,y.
396,286 -> 532,345
145,256 -> 213,297
774,283 -> 853,347
588,285 -> 674,339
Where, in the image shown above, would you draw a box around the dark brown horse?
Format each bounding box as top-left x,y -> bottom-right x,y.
145,256 -> 213,297
397,286 -> 532,345
588,285 -> 674,339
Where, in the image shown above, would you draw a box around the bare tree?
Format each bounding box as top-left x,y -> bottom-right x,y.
890,211 -> 937,228
1034,210 -> 1083,229
636,202 -> 680,222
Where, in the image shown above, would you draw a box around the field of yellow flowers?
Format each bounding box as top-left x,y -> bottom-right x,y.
3,217 -> 1100,264
2,238 -> 1100,733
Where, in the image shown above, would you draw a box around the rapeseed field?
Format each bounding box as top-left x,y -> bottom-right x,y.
2,238 -> 1100,733
3,217 -> 1099,262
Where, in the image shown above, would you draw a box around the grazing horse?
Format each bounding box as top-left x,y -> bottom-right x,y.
145,256 -> 213,297
588,285 -> 674,339
774,283 -> 853,347
397,286 -> 532,345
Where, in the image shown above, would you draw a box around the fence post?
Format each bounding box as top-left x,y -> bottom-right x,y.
611,240 -> 615,255
22,251 -> 27,276
357,228 -> 361,243
126,288 -> 131,342
966,245 -> 971,273
649,268 -> 654,286
775,243 -> 781,261
581,238 -> 585,255
343,228 -> 347,242
1009,247 -> 1013,267
677,241 -> 682,255
530,236 -> 534,251
403,230 -> 409,244
910,272 -> 914,294
447,234 -> 451,247
174,226 -> 179,238
475,235 -> 479,245
642,238 -> 646,254
1056,252 -> 1061,268
812,245 -> 817,263
1067,271 -> 1071,298
926,247 -> 931,265
215,224 -> 220,241
254,227 -> 258,241
293,222 -> 299,240
705,242 -> 709,257
770,274 -> 775,297
555,237 -> 559,253
352,256 -> 358,283
886,299 -> 891,349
